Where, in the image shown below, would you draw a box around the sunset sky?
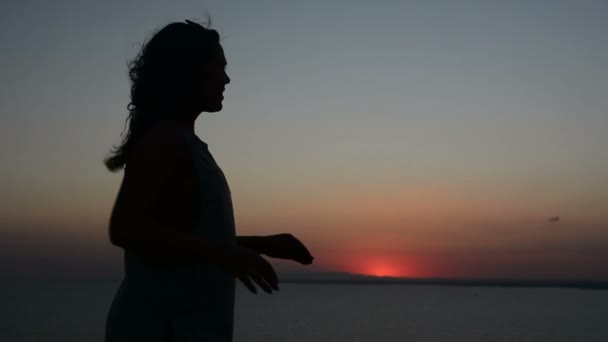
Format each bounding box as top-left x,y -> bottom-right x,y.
1,0 -> 607,281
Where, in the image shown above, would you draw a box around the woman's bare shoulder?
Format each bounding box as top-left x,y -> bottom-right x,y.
126,119 -> 188,173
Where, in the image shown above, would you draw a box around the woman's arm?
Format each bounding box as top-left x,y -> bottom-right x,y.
237,234 -> 314,265
108,122 -> 214,263
108,122 -> 278,293
112,215 -> 229,265
236,235 -> 266,254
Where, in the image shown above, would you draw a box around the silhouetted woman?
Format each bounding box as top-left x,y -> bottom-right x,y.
104,20 -> 314,342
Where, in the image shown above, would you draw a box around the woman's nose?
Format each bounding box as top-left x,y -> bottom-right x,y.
224,72 -> 231,85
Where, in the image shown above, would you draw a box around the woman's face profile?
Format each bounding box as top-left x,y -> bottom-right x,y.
195,44 -> 230,113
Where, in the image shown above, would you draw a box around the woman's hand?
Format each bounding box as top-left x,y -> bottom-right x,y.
217,245 -> 279,294
259,234 -> 314,265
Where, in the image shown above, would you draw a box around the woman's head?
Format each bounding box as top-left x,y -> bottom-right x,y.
104,20 -> 229,171
130,20 -> 230,115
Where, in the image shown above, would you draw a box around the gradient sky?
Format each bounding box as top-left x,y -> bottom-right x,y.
1,0 -> 607,280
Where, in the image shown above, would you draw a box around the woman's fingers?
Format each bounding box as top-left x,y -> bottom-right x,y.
231,248 -> 281,294
257,258 -> 279,290
287,235 -> 314,264
238,275 -> 257,294
249,272 -> 273,294
292,240 -> 314,264
298,254 -> 314,265
237,257 -> 280,294
239,272 -> 276,295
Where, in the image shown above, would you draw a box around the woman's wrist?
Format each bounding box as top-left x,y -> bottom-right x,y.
236,235 -> 267,255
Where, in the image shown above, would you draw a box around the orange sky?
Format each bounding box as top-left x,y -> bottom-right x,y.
2,172 -> 607,281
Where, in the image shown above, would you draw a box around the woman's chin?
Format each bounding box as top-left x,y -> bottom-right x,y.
202,102 -> 223,113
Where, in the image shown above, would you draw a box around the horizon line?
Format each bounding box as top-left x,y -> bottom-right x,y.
4,274 -> 607,290
279,276 -> 608,290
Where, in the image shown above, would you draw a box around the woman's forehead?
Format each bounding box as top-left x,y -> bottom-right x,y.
206,44 -> 226,66
218,45 -> 227,65
197,47 -> 225,72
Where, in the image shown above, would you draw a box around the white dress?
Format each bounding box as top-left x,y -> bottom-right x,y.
105,128 -> 236,342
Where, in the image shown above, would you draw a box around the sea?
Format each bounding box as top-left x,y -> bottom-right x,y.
2,278 -> 608,342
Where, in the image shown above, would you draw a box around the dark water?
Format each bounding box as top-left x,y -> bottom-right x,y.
3,279 -> 608,341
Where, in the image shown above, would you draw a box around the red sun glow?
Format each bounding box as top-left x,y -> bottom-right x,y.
354,258 -> 413,278
318,252 -> 421,278
366,265 -> 403,277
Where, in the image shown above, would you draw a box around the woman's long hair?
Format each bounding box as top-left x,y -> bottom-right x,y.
104,20 -> 220,172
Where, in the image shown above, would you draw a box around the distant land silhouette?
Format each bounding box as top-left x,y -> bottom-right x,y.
279,270 -> 608,290
3,270 -> 607,290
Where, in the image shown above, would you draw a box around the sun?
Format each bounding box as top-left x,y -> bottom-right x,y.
359,258 -> 411,278
368,265 -> 401,277
324,254 -> 420,279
